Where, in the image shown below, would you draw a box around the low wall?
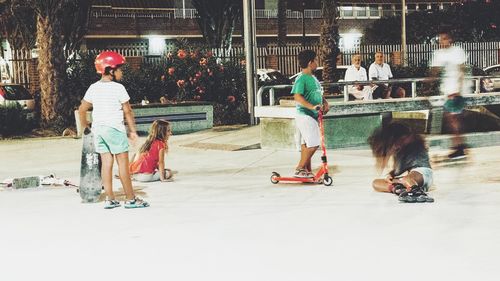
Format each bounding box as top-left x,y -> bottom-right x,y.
74,102 -> 213,137
256,93 -> 500,150
260,114 -> 382,150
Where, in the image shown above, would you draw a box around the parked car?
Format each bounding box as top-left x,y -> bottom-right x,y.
257,69 -> 291,105
483,64 -> 500,91
0,84 -> 35,110
290,65 -> 350,96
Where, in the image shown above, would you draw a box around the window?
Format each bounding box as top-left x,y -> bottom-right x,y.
342,6 -> 354,17
407,4 -> 416,12
394,4 -> 402,16
355,5 -> 367,17
369,4 -> 379,17
382,4 -> 393,17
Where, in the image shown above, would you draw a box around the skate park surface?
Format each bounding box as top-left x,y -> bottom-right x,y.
1,126 -> 499,281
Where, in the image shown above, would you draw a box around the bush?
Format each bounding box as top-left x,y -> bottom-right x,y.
121,63 -> 167,104
61,44 -> 249,127
0,103 -> 36,137
162,44 -> 248,125
59,53 -> 100,131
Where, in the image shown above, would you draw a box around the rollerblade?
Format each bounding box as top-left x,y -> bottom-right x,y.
398,185 -> 434,203
389,183 -> 407,196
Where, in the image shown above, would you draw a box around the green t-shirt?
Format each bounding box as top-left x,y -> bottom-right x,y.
291,73 -> 323,119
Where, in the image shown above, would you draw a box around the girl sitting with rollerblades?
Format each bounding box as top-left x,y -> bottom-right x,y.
368,122 -> 434,203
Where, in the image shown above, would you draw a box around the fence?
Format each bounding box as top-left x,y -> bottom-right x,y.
5,42 -> 500,89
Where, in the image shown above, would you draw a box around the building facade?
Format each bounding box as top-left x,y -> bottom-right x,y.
85,0 -> 462,51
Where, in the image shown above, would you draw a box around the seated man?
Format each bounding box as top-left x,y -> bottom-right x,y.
344,54 -> 372,100
368,51 -> 406,99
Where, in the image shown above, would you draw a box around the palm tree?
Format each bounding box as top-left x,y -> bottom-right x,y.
319,0 -> 340,93
191,0 -> 242,49
8,0 -> 90,127
277,0 -> 287,47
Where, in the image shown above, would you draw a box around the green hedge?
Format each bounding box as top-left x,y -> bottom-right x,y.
0,103 -> 36,137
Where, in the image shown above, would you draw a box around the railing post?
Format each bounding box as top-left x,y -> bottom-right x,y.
269,88 -> 275,106
256,86 -> 265,107
344,85 -> 349,102
474,78 -> 480,94
411,81 -> 417,98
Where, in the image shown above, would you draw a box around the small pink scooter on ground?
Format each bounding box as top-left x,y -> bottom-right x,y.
270,107 -> 333,186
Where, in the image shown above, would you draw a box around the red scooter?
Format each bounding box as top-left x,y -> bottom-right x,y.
270,107 -> 333,186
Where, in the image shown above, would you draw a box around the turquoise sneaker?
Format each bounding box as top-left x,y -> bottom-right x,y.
104,199 -> 121,209
124,197 -> 150,209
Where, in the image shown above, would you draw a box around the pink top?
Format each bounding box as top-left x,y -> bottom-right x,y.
130,139 -> 166,174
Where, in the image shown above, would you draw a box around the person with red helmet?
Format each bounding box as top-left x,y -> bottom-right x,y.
78,51 -> 149,209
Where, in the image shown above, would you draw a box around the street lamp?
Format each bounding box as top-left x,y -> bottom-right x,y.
401,0 -> 407,66
243,0 -> 258,125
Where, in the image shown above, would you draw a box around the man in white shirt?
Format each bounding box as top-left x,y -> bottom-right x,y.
430,30 -> 468,159
344,54 -> 372,100
369,52 -> 405,99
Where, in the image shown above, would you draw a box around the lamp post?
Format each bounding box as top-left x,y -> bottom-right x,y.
401,0 -> 407,66
243,0 -> 258,125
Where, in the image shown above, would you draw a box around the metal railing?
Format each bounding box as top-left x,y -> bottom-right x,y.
256,76 -> 498,107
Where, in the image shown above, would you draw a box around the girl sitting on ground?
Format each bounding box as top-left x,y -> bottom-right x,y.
368,122 -> 434,203
129,119 -> 173,182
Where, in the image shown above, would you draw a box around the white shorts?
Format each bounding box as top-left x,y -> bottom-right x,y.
295,114 -> 320,148
411,167 -> 434,191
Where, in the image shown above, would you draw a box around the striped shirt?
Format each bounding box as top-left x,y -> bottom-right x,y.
83,80 -> 130,132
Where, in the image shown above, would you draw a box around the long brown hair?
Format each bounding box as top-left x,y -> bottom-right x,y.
368,122 -> 426,171
139,119 -> 171,153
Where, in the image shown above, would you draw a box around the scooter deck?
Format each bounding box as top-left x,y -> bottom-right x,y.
275,176 -> 321,183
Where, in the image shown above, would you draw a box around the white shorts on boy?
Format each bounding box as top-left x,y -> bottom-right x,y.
295,113 -> 321,148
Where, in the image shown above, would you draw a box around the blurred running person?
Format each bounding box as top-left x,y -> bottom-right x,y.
430,29 -> 469,159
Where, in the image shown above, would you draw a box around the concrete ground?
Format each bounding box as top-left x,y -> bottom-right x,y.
1,126 -> 500,281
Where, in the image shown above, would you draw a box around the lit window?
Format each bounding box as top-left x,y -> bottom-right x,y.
342,6 -> 354,17
355,5 -> 367,17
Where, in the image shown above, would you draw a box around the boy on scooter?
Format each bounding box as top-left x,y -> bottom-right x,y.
291,50 -> 329,178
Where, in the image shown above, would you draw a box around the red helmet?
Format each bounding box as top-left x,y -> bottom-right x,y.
94,51 -> 126,74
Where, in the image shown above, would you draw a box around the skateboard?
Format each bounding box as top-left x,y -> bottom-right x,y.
431,154 -> 470,167
79,128 -> 102,203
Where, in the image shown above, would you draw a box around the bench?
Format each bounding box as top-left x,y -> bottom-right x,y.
74,102 -> 213,137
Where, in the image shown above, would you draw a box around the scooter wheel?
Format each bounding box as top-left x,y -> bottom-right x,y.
270,172 -> 280,184
323,176 -> 333,186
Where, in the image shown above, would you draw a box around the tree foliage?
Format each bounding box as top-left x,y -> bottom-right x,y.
320,0 -> 340,88
0,0 -> 36,49
365,1 -> 500,44
191,0 -> 242,49
277,0 -> 287,47
0,0 -> 91,129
